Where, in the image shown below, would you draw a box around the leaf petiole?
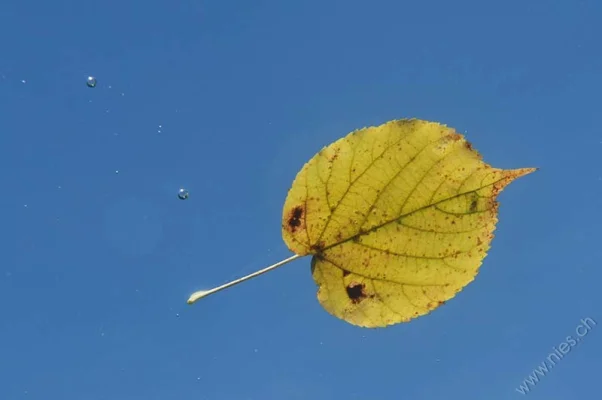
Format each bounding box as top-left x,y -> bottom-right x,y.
187,253 -> 304,304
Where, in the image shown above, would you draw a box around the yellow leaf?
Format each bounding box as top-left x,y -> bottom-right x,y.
281,119 -> 535,328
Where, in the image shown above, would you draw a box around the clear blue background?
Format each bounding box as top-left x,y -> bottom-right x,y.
1,0 -> 600,399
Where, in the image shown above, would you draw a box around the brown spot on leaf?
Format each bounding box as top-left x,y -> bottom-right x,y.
310,241 -> 325,252
342,269 -> 351,277
286,205 -> 304,232
469,199 -> 478,212
448,132 -> 462,141
346,282 -> 367,304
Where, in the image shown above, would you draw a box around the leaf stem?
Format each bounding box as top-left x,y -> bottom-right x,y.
187,253 -> 304,304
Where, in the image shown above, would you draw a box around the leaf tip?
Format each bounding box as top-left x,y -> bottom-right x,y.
516,167 -> 538,178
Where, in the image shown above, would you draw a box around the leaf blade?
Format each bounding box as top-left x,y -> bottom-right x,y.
282,119 -> 535,327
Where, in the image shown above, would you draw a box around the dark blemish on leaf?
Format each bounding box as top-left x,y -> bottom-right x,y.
448,133 -> 462,141
310,241 -> 325,252
469,198 -> 478,212
329,149 -> 339,162
287,205 -> 304,232
346,282 -> 367,304
342,269 -> 351,277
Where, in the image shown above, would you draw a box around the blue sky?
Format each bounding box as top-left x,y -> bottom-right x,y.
1,0 -> 601,399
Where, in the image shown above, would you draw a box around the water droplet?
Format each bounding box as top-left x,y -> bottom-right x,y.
176,313 -> 180,317
178,188 -> 189,200
86,76 -> 96,88
86,76 -> 97,88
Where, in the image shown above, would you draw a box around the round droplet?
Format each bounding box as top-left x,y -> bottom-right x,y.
178,188 -> 189,200
86,76 -> 97,88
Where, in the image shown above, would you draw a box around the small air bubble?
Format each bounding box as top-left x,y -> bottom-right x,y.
178,188 -> 189,200
86,76 -> 97,88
